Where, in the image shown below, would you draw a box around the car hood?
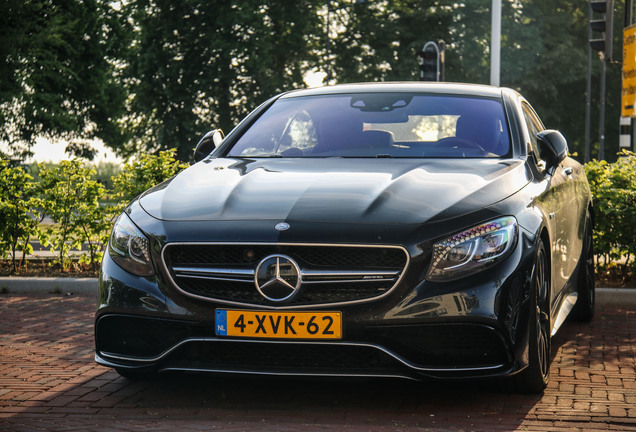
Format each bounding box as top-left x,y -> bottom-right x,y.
139,157 -> 529,225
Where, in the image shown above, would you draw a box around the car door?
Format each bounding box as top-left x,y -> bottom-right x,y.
521,102 -> 576,307
558,155 -> 588,282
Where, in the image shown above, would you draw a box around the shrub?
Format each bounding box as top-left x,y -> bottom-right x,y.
0,150 -> 188,272
585,150 -> 636,274
1,148 -> 635,280
104,149 -> 188,223
93,161 -> 122,192
32,160 -> 109,271
0,161 -> 41,272
112,149 -> 188,203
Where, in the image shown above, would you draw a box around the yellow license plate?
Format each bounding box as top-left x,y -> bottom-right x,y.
215,310 -> 341,339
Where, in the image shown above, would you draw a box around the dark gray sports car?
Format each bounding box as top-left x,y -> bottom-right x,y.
95,83 -> 594,393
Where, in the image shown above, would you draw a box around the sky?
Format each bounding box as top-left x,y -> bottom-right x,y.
27,137 -> 123,164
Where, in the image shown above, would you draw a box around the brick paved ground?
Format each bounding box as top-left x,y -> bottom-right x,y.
0,293 -> 634,432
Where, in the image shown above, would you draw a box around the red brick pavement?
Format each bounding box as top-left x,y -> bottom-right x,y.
0,293 -> 634,431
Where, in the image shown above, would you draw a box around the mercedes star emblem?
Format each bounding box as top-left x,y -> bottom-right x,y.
254,254 -> 301,302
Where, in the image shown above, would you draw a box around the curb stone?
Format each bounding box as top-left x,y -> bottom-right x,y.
592,287 -> 636,305
0,277 -> 98,294
0,277 -> 634,304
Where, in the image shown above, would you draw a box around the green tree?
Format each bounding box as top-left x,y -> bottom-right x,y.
330,0 -> 622,162
122,0 -> 322,161
330,1 -> 454,83
494,0 -> 623,162
0,0 -> 130,158
2,0 -> 625,166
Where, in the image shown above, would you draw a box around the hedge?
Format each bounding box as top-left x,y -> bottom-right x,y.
584,150 -> 636,274
1,150 -> 635,274
0,149 -> 187,272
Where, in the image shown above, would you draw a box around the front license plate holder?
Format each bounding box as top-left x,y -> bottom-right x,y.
216,309 -> 342,340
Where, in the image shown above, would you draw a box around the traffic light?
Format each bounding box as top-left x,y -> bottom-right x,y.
589,0 -> 614,60
417,42 -> 439,82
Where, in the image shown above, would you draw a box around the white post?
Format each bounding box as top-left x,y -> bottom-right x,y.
490,0 -> 501,87
620,117 -> 631,148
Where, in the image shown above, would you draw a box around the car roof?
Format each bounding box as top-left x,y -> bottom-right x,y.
280,82 -> 506,99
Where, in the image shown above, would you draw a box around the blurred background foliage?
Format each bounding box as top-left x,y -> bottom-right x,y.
0,0 -> 627,163
585,151 -> 636,277
0,151 -> 186,273
1,149 -> 634,280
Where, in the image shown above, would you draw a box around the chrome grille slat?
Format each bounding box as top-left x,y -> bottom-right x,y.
176,274 -> 254,283
172,266 -> 254,282
301,278 -> 395,284
162,243 -> 409,308
173,266 -> 255,277
301,269 -> 400,278
173,266 -> 400,285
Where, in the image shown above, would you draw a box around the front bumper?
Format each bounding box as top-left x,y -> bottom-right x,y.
95,226 -> 537,380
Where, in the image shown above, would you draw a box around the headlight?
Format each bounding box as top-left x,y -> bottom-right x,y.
108,213 -> 154,277
426,216 -> 517,282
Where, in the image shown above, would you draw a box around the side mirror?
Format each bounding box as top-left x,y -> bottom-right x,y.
193,129 -> 224,163
536,130 -> 568,172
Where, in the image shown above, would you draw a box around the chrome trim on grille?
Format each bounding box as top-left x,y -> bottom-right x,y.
97,337 -> 506,373
301,269 -> 400,284
160,242 -> 410,309
173,266 -> 255,277
172,266 -> 400,284
172,266 -> 254,282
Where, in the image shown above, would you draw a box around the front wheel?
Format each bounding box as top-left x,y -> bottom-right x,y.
513,239 -> 551,393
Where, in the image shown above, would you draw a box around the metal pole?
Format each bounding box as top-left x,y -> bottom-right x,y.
628,0 -> 634,152
585,3 -> 592,162
490,0 -> 501,86
439,40 -> 446,82
326,3 -> 331,83
599,57 -> 606,160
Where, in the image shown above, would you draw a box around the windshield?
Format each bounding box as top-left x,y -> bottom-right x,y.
227,93 -> 511,158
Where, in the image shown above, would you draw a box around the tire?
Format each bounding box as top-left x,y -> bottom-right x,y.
513,239 -> 551,394
570,213 -> 595,322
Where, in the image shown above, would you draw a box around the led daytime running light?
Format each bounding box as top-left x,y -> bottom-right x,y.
427,217 -> 517,281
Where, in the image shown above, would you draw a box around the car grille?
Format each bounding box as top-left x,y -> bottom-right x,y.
162,243 -> 409,307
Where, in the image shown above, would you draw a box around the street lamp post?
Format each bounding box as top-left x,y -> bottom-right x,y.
490,0 -> 501,87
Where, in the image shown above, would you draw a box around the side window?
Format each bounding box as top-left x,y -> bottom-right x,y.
521,102 -> 545,163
